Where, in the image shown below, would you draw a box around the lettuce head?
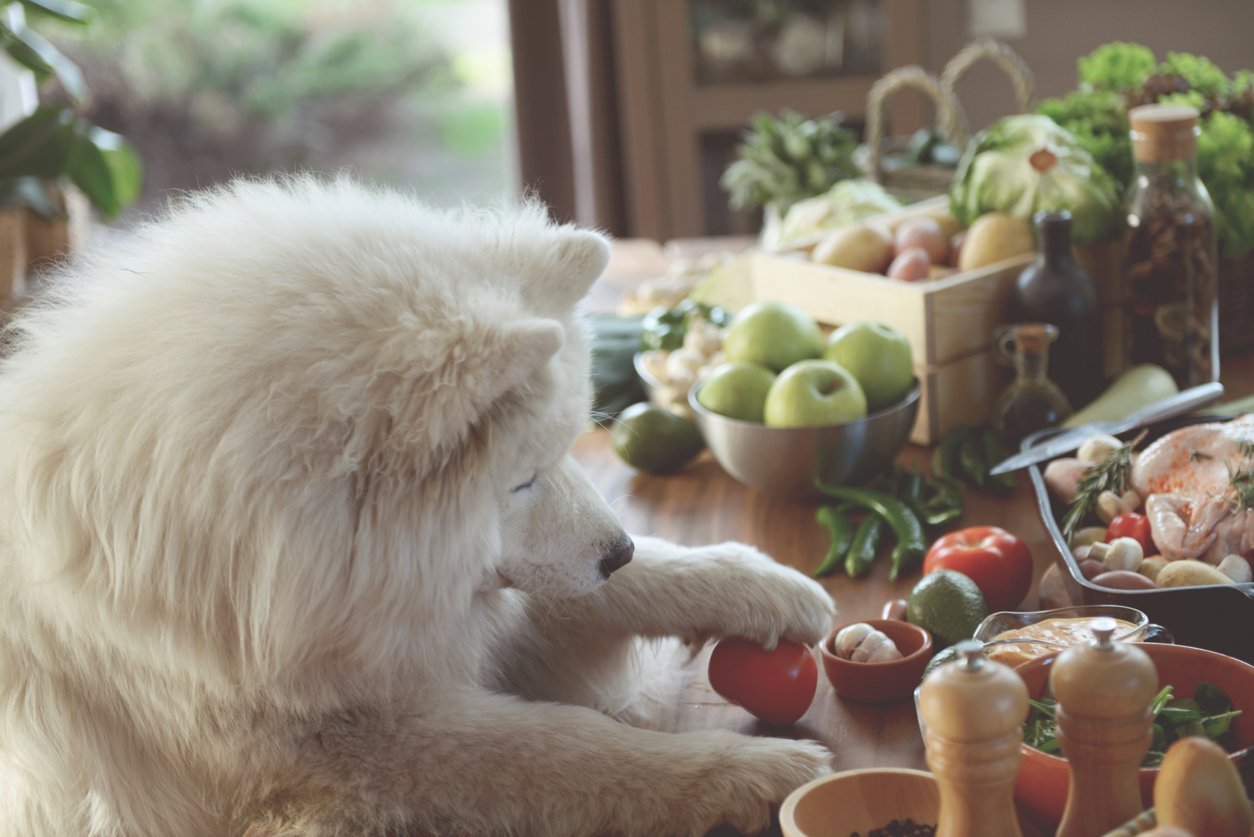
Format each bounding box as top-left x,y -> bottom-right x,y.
949,115 -> 1124,244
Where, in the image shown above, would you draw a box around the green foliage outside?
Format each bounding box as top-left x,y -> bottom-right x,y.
48,0 -> 513,213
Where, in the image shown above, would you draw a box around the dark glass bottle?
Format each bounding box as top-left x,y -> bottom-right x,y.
1008,211 -> 1105,408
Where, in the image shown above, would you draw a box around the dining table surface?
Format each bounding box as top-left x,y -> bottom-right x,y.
574,237 -> 1254,834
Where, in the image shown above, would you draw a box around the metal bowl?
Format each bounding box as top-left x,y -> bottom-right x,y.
688,378 -> 920,500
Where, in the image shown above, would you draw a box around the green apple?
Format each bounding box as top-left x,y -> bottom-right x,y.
696,362 -> 776,423
723,302 -> 823,372
764,360 -> 867,427
823,321 -> 914,411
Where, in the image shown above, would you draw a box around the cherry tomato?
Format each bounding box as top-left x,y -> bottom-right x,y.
922,526 -> 1033,613
1106,513 -> 1153,556
707,637 -> 818,726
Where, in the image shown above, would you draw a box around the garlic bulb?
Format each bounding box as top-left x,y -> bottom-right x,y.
833,623 -> 903,663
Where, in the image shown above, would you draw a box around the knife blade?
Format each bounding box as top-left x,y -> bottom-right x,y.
987,381 -> 1226,476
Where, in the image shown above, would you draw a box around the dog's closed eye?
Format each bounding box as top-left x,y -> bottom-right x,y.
511,474 -> 538,493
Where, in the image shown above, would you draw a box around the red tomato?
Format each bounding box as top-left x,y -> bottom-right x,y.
1106,513 -> 1153,555
707,637 -> 818,726
922,526 -> 1033,614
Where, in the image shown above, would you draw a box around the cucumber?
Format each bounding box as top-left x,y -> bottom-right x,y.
1062,364 -> 1178,428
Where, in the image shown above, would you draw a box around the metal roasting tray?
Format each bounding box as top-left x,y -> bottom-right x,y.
1026,414 -> 1254,663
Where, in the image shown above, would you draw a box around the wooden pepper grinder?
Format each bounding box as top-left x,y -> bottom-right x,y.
1051,617 -> 1159,837
919,640 -> 1027,837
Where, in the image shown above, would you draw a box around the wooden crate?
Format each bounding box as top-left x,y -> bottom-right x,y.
696,250 -> 1011,444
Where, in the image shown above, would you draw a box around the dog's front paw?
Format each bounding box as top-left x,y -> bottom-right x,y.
697,734 -> 832,834
694,542 -> 835,648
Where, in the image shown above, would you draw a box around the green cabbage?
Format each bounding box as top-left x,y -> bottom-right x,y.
766,178 -> 902,250
949,115 -> 1124,244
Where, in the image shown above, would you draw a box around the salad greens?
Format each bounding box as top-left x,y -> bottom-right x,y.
1037,42 -> 1254,257
1024,681 -> 1243,767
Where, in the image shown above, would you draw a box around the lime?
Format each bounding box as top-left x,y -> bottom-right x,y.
611,402 -> 704,474
907,569 -> 988,648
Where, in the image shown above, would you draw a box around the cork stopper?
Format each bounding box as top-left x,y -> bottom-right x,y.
1130,104 -> 1199,163
919,641 -> 1029,741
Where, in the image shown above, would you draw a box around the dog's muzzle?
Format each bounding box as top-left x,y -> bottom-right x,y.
598,535 -> 634,578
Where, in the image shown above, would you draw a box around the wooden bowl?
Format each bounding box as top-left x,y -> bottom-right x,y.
820,620 -> 934,704
1014,643 -> 1254,829
780,768 -> 939,837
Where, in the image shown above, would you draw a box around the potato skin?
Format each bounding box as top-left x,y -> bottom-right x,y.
812,223 -> 894,273
1091,570 -> 1156,590
1156,559 -> 1233,588
957,212 -> 1034,271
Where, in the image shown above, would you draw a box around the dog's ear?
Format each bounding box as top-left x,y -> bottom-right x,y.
525,229 -> 610,313
455,316 -> 564,412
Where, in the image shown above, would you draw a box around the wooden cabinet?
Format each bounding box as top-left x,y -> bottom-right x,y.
611,0 -> 926,239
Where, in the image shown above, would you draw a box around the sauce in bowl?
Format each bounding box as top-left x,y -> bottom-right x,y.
987,616 -> 1139,667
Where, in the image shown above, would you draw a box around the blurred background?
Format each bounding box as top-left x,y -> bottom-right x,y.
13,0 -> 1253,237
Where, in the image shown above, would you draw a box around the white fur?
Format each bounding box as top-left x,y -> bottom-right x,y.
0,177 -> 835,836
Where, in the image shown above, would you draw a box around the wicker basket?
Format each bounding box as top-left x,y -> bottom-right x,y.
860,40 -> 1035,203
860,65 -> 966,202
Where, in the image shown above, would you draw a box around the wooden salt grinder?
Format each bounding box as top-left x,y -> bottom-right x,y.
919,640 -> 1027,837
1052,617 -> 1158,837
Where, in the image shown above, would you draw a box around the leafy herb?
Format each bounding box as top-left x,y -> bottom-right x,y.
1061,433 -> 1142,541
1024,682 -> 1242,767
1226,461 -> 1254,510
720,110 -> 858,212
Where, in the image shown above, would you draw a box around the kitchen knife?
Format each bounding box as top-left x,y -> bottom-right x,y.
987,381 -> 1226,476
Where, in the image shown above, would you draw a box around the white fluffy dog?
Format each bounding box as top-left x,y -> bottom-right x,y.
0,178 -> 835,836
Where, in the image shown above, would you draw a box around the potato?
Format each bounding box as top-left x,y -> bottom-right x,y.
894,217 -> 948,264
886,247 -> 931,282
1216,554 -> 1252,584
1044,457 -> 1090,504
812,223 -> 894,273
1091,570 -> 1157,590
1156,737 -> 1254,836
1069,526 -> 1108,549
1138,556 -> 1169,584
1038,564 -> 1072,610
957,213 -> 1034,272
1078,558 -> 1104,581
1156,559 -> 1233,588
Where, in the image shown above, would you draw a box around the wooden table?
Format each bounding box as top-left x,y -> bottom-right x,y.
575,239 -> 1254,783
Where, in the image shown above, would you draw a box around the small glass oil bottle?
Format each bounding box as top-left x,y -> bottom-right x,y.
991,323 -> 1073,447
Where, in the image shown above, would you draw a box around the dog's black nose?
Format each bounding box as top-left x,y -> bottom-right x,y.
599,536 -> 634,578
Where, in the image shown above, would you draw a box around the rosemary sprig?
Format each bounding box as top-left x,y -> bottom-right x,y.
1061,432 -> 1144,542
1227,461 -> 1254,509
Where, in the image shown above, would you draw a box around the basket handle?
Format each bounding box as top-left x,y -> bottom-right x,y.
863,65 -> 967,185
940,38 -> 1036,120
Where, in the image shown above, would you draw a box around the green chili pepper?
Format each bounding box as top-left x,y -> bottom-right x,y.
917,474 -> 965,528
813,481 -> 927,581
931,426 -> 968,482
844,512 -> 884,577
981,428 -> 1016,495
813,505 -> 855,578
959,429 -> 988,488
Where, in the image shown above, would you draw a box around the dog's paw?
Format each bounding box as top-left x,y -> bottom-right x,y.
695,734 -> 832,834
692,542 -> 835,648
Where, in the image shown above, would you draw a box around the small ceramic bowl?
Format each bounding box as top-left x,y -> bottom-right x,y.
687,378 -> 921,500
779,767 -> 939,837
1013,642 -> 1254,829
820,619 -> 935,704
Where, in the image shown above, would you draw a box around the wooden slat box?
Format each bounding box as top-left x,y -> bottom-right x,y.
745,198 -> 1033,444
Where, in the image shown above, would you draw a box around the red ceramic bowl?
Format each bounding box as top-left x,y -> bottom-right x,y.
821,619 -> 934,704
1014,643 -> 1254,829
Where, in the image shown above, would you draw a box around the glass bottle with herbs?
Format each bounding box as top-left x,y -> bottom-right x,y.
1009,211 -> 1104,408
1123,104 -> 1219,388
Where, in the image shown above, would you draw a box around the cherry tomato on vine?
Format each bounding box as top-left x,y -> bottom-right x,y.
1106,513 -> 1153,556
707,637 -> 818,726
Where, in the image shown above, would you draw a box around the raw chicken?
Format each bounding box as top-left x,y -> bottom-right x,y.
1130,414 -> 1254,564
